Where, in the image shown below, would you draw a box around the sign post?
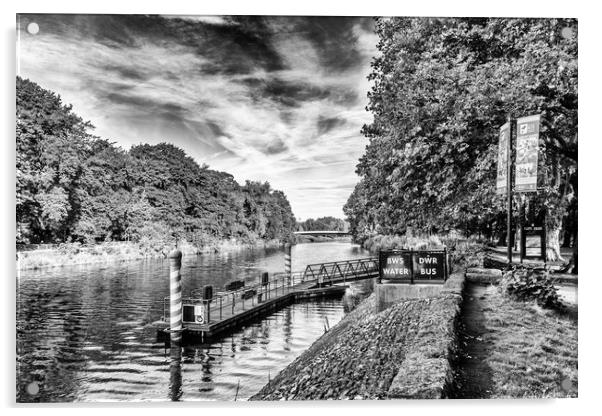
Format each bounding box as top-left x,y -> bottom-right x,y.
514,114 -> 542,261
506,115 -> 514,266
497,118 -> 514,266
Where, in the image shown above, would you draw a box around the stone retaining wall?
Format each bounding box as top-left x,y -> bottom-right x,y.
251,272 -> 466,400
375,283 -> 444,312
387,272 -> 464,399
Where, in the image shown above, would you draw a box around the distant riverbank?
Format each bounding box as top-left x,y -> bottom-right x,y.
16,238 -> 284,271
294,235 -> 351,244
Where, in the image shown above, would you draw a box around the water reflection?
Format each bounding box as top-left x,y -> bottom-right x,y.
169,339 -> 182,401
16,241 -> 370,402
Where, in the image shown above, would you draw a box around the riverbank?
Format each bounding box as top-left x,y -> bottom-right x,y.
251,258 -> 577,400
16,238 -> 284,270
294,235 -> 351,244
251,273 -> 465,400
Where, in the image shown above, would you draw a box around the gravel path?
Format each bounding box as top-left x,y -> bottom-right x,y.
453,284 -> 494,398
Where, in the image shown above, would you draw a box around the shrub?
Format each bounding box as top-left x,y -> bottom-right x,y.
447,240 -> 487,268
500,267 -> 564,309
363,234 -> 445,252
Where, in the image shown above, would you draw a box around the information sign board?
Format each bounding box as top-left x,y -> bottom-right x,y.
496,122 -> 510,194
521,225 -> 546,260
516,115 -> 541,192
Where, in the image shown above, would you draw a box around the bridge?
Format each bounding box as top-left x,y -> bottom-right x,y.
154,257 -> 378,340
294,230 -> 351,236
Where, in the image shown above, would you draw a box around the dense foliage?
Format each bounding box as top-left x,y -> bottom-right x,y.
500,266 -> 564,309
297,216 -> 346,232
16,77 -> 296,245
345,18 -> 577,260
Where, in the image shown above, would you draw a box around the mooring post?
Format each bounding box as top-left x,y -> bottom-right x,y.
261,272 -> 269,301
202,285 -> 212,324
284,243 -> 292,285
168,249 -> 183,342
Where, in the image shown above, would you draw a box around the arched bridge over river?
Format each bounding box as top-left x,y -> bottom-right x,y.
293,230 -> 351,237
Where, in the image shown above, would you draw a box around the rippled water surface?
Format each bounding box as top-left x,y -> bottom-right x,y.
16,241 -> 372,402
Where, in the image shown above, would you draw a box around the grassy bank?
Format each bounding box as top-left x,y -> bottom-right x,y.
17,238 -> 283,270
454,283 -> 578,398
251,273 -> 465,400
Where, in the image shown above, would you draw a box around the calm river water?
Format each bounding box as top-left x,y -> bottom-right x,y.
16,240 -> 372,402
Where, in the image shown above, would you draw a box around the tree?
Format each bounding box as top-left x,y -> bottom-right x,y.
297,216 -> 346,232
16,76 -> 94,243
16,78 -> 298,246
347,17 -> 577,261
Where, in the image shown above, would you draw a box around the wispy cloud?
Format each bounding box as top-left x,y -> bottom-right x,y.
17,14 -> 378,220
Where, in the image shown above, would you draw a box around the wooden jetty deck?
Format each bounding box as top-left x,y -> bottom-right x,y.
153,257 -> 378,339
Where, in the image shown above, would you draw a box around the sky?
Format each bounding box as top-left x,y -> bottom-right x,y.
16,14 -> 379,221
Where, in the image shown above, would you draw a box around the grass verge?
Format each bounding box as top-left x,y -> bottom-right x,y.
454,283 -> 577,398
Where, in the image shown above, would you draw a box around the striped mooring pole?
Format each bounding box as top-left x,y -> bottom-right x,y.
284,243 -> 292,283
168,249 -> 183,341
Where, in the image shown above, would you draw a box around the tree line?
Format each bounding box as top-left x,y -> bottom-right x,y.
16,77 -> 297,247
344,18 -> 577,261
296,216 -> 347,232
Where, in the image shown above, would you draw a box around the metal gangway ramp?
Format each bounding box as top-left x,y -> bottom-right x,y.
302,257 -> 379,285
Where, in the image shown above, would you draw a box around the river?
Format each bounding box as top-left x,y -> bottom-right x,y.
16,240 -> 373,402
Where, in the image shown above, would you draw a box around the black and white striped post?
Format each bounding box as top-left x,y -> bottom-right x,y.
168,249 -> 183,341
284,243 -> 292,285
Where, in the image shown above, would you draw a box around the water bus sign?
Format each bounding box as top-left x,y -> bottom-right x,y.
379,251 -> 412,281
413,251 -> 446,283
379,249 -> 449,284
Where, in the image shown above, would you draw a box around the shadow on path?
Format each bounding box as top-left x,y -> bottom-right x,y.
452,283 -> 494,399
